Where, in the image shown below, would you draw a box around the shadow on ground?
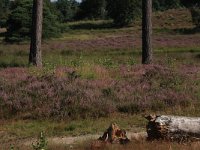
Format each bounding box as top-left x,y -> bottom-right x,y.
173,27 -> 200,34
0,62 -> 27,68
196,54 -> 200,59
69,22 -> 117,30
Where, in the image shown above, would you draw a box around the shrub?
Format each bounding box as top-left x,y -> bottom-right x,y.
0,0 -> 10,27
153,0 -> 181,11
0,65 -> 196,120
55,0 -> 79,22
181,0 -> 200,8
5,0 -> 61,42
106,0 -> 141,26
181,0 -> 200,28
191,7 -> 200,28
76,0 -> 107,20
32,132 -> 48,150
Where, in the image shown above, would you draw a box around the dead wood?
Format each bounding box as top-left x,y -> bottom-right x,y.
145,114 -> 200,142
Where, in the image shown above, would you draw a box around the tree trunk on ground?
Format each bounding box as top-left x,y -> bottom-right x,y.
146,115 -> 200,142
29,0 -> 43,67
142,0 -> 152,64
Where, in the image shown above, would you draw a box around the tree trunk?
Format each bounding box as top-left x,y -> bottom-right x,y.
142,0 -> 152,64
29,0 -> 43,67
146,115 -> 200,142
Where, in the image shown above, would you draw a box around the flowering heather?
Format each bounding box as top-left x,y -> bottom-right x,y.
42,34 -> 200,51
0,64 -> 199,120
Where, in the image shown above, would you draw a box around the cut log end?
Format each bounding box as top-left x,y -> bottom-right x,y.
145,114 -> 200,142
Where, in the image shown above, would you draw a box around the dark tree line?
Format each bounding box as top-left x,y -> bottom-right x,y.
76,0 -> 107,20
5,0 -> 61,42
55,0 -> 79,22
0,0 -> 10,27
3,0 -> 200,40
3,0 -> 199,27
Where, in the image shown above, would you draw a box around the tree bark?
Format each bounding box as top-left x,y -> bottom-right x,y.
29,0 -> 43,67
146,115 -> 200,142
142,0 -> 152,64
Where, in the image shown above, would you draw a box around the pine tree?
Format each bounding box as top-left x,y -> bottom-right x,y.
29,0 -> 43,67
142,0 -> 153,64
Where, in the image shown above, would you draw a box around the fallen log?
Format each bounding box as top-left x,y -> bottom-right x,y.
145,114 -> 200,142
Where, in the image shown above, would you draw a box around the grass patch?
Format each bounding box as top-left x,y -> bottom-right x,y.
2,114 -> 146,139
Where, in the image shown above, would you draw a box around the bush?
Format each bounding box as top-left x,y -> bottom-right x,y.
181,0 -> 200,8
191,7 -> 200,28
0,65 -> 194,120
76,0 -> 107,20
181,0 -> 200,28
106,0 -> 141,27
0,0 -> 10,27
55,0 -> 79,22
5,0 -> 61,42
32,132 -> 48,150
153,0 -> 181,11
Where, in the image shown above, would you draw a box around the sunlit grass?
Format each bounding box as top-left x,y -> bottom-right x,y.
2,114 -> 145,138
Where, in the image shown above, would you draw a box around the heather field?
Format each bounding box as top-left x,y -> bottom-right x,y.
0,9 -> 200,149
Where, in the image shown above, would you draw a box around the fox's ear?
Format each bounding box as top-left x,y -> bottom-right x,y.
145,115 -> 151,120
145,114 -> 156,121
123,130 -> 126,134
110,123 -> 116,129
156,114 -> 161,118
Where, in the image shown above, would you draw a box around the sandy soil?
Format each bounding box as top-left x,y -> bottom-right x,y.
0,131 -> 147,147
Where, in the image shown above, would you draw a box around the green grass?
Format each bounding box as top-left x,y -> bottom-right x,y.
1,114 -> 146,139
2,105 -> 200,141
0,46 -> 199,69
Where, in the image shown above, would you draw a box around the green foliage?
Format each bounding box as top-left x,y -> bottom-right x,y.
32,132 -> 48,150
55,0 -> 79,22
191,7 -> 200,28
153,0 -> 181,11
0,0 -> 10,27
106,0 -> 141,26
5,0 -> 61,42
5,0 -> 33,42
77,0 -> 107,20
98,57 -> 116,68
42,0 -> 61,38
9,145 -> 14,150
181,0 -> 200,28
181,0 -> 200,8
